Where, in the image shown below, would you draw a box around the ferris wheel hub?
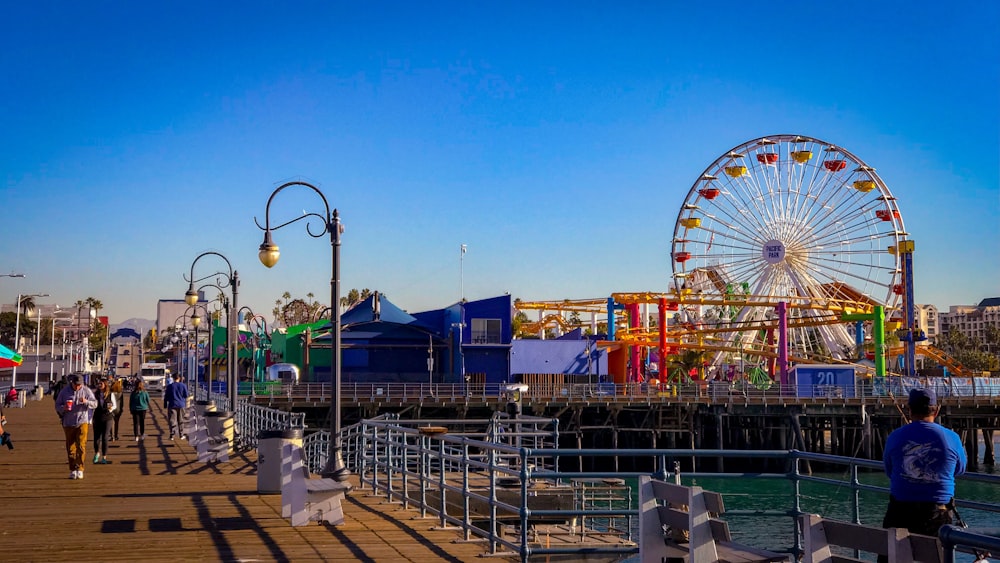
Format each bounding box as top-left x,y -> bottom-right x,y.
762,240 -> 786,264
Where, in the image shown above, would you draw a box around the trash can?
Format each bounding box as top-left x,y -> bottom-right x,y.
257,428 -> 303,493
193,400 -> 216,417
204,411 -> 235,454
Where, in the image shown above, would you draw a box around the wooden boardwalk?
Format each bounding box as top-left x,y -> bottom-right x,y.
0,395 -> 500,562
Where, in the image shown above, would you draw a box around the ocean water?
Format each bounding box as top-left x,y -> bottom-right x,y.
616,465 -> 1000,562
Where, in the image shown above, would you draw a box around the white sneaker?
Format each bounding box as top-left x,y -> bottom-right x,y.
135,437 -> 140,442
77,470 -> 84,480
69,471 -> 78,479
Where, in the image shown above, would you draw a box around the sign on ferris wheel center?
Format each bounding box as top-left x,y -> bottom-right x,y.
762,240 -> 785,264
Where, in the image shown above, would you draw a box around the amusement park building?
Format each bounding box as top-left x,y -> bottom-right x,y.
939,298 -> 1000,343
279,293 -> 515,385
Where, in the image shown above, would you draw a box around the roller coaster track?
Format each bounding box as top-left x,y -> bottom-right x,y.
888,345 -> 970,377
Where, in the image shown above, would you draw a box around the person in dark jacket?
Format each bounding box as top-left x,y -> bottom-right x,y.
129,380 -> 151,441
91,379 -> 117,464
163,374 -> 189,440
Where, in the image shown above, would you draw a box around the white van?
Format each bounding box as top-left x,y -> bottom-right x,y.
139,362 -> 168,391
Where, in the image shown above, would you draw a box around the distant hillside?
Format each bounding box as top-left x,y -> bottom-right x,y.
111,318 -> 155,339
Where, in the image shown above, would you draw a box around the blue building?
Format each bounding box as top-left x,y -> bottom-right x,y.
305,293 -> 514,384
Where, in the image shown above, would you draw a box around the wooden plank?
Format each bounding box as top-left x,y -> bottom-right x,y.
821,519 -> 888,555
801,514 -> 836,563
0,397 -> 489,562
656,505 -> 690,529
703,490 -> 726,514
906,532 -> 944,563
650,478 -> 692,505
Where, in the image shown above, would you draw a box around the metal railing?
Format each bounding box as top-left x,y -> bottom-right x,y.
240,378 -> 1000,406
203,388 -> 305,451
336,417 -> 1000,562
940,525 -> 1000,563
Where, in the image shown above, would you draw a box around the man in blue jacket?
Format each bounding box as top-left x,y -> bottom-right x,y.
880,387 -> 966,560
163,374 -> 189,440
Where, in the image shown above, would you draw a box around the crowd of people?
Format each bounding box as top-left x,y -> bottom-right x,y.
51,372 -> 188,480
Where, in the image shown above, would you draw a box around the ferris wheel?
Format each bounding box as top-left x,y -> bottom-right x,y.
671,135 -> 906,361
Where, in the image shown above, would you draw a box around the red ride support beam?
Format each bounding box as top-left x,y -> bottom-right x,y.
658,298 -> 667,380
627,303 -> 641,382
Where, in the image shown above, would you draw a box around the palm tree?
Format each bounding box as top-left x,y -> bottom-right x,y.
667,349 -> 707,384
16,295 -> 38,348
86,297 -> 104,350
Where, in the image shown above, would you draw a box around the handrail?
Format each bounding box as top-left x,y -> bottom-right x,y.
238,377 -> 1000,406
341,417 -> 1000,562
939,524 -> 1000,563
202,388 -> 304,451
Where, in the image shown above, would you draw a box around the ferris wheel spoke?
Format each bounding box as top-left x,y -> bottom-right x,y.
797,255 -> 894,294
806,219 -> 886,249
698,203 -> 767,243
691,224 -> 762,250
721,176 -> 776,234
808,223 -> 896,252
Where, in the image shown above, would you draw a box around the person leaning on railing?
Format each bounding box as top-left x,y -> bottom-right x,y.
878,388 -> 967,563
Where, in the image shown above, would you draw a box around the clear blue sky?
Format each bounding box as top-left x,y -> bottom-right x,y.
3,2 -> 998,323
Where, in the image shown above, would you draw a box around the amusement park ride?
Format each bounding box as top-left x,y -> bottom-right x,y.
516,135 -> 966,386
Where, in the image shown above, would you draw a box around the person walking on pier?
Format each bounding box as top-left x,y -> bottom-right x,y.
91,378 -> 116,464
879,388 -> 966,561
130,380 -> 150,441
54,374 -> 97,480
110,378 -> 125,441
163,374 -> 188,440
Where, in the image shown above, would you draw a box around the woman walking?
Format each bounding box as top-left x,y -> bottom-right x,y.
110,378 -> 125,441
129,380 -> 150,441
92,379 -> 116,464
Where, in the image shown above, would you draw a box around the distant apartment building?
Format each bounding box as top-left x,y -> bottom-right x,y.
938,298 -> 1000,343
914,304 -> 939,343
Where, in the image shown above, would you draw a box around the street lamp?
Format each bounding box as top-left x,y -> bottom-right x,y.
186,303 -> 211,399
12,293 -> 48,386
238,306 -> 269,384
184,252 -> 239,410
255,180 -> 347,481
192,288 -> 228,399
28,307 -> 62,386
52,317 -> 74,379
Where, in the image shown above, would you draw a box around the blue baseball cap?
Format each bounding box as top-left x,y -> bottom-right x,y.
908,388 -> 937,407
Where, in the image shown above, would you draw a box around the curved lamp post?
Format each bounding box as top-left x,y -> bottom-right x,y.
184,252 -> 239,410
185,303 -> 212,397
13,292 -> 48,385
191,296 -> 226,400
238,306 -> 269,384
255,180 -> 347,481
168,316 -> 193,382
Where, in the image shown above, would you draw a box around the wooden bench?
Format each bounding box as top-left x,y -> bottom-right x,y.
639,475 -> 791,562
800,514 -> 943,563
280,442 -> 352,527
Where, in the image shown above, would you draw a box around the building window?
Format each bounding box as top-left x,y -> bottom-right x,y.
471,318 -> 502,344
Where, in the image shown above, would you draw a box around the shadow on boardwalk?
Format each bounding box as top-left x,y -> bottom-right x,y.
0,395 -> 496,562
